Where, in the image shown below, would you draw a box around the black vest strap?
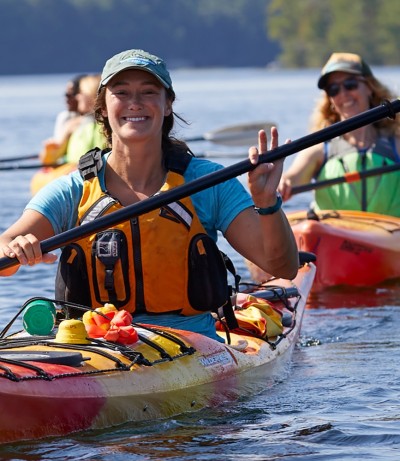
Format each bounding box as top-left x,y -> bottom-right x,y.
78,148 -> 109,180
163,149 -> 193,174
78,147 -> 193,180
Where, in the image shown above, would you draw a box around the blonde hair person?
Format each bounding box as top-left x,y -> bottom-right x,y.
52,74 -> 86,141
64,74 -> 106,163
40,74 -> 106,165
279,52 -> 400,216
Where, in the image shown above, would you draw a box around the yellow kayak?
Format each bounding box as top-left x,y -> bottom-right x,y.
0,260 -> 315,444
30,163 -> 76,195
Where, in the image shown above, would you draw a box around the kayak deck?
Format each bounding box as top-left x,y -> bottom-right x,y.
0,262 -> 315,444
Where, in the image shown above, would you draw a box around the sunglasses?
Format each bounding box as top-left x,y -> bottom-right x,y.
325,77 -> 364,98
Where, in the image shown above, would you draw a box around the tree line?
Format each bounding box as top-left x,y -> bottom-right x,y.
0,0 -> 398,75
0,0 -> 278,75
268,0 -> 400,67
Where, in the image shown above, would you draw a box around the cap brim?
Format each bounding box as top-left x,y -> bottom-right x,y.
101,65 -> 171,89
317,65 -> 363,89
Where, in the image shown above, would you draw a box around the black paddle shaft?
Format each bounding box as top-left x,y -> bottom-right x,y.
292,162 -> 400,194
0,163 -> 60,171
0,99 -> 399,271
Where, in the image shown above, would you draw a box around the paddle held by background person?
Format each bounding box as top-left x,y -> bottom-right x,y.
278,52 -> 400,216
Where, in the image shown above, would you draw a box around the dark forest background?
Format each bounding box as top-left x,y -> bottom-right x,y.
1,0 -> 399,75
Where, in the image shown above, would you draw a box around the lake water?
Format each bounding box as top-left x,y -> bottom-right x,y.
1,67 -> 400,460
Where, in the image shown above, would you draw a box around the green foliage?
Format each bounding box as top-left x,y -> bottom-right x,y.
0,0 -> 278,75
2,0 -> 398,74
268,0 -> 400,67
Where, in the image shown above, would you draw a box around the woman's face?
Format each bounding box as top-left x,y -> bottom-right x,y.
326,71 -> 372,120
76,91 -> 95,115
75,76 -> 100,115
65,81 -> 78,112
102,69 -> 172,145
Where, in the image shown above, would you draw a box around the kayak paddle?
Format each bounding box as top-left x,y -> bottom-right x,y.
0,154 -> 39,163
184,121 -> 275,146
0,121 -> 277,165
0,98 -> 399,271
291,162 -> 400,195
0,162 -> 60,171
0,152 -> 247,171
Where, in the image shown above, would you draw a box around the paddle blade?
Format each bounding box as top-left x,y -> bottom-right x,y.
203,122 -> 275,146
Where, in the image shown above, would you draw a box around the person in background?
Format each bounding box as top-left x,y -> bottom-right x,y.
279,52 -> 400,216
40,74 -> 106,165
64,74 -> 107,163
0,49 -> 298,342
52,74 -> 86,141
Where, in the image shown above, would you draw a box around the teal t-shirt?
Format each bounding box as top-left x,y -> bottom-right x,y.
27,152 -> 253,239
26,153 -> 253,342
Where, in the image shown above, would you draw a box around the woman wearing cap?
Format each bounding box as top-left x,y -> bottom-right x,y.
0,49 -> 298,342
279,52 -> 400,216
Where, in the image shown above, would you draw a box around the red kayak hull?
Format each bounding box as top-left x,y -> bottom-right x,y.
291,210 -> 400,291
247,210 -> 400,292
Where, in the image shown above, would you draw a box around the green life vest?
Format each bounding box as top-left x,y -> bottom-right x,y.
66,120 -> 106,163
314,136 -> 400,217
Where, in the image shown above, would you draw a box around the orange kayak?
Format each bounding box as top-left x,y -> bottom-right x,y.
30,163 -> 76,195
248,210 -> 400,292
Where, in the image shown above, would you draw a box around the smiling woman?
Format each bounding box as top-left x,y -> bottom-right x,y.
0,48 -> 298,342
278,52 -> 400,217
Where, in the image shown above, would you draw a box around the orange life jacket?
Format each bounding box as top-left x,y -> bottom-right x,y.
55,148 -> 232,317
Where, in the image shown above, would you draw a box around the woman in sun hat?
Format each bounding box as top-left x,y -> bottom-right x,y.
279,52 -> 400,216
0,48 -> 298,341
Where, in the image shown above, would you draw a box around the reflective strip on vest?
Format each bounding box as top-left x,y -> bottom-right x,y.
81,196 -> 117,224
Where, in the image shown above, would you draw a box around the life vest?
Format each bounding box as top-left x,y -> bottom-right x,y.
314,136 -> 400,216
55,148 -> 234,318
66,119 -> 106,164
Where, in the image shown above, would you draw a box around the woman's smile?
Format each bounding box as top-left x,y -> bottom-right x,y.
124,116 -> 148,122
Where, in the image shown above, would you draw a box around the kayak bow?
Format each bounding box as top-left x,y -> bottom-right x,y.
0,262 -> 315,444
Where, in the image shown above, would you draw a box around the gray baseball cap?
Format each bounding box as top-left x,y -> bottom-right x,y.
100,49 -> 173,90
318,52 -> 373,89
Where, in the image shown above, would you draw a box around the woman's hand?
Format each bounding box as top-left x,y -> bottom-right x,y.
247,127 -> 286,207
278,176 -> 294,202
0,234 -> 57,276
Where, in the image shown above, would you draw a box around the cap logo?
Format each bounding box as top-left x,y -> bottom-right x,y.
120,57 -> 155,66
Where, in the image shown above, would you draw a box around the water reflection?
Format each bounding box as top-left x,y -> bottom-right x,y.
307,279 -> 400,310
